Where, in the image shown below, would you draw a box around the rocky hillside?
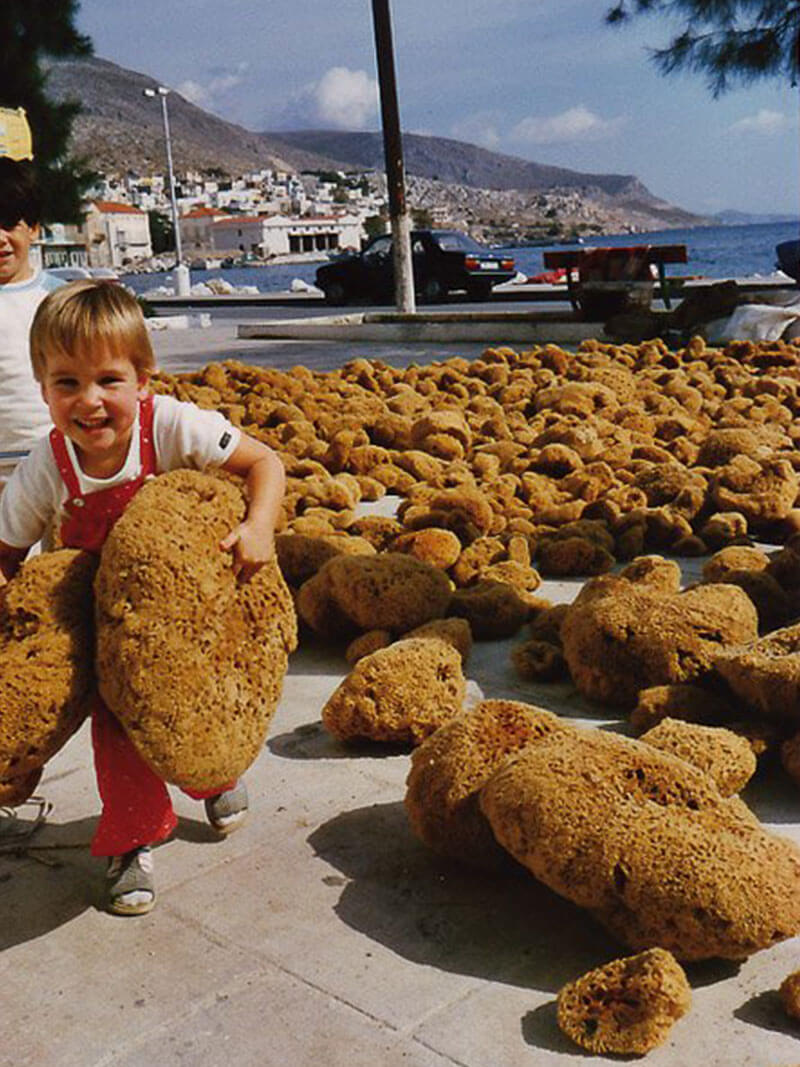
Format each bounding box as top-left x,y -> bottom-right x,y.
43,57 -> 311,176
269,129 -> 646,199
44,55 -> 705,236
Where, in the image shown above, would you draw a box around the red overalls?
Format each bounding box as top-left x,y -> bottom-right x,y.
51,395 -> 229,856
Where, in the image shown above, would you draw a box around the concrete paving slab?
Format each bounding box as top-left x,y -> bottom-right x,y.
3,556 -> 800,1066
111,968 -> 460,1067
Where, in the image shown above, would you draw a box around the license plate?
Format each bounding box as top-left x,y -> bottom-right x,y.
480,262 -> 499,270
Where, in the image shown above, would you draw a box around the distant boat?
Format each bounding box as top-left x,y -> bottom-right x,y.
776,239 -> 800,282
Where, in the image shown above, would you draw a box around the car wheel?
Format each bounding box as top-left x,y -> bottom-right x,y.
323,281 -> 348,306
466,281 -> 492,302
420,277 -> 445,304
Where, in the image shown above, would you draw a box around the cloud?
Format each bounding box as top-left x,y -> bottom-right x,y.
509,105 -> 623,144
450,111 -> 502,150
177,63 -> 249,112
280,67 -> 379,130
729,109 -> 788,135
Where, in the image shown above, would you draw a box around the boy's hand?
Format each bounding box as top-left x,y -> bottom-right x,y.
220,520 -> 275,582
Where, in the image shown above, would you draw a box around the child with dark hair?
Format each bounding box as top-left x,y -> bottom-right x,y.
0,158 -> 64,477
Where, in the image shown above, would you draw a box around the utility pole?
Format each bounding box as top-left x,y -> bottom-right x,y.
371,0 -> 415,313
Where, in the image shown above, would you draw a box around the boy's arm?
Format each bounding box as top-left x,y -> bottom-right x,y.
219,434 -> 285,581
0,541 -> 28,585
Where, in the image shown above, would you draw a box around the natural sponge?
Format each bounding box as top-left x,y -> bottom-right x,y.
715,623 -> 800,726
95,470 -> 297,791
0,550 -> 97,804
405,699 -> 564,869
556,948 -> 691,1055
480,726 -> 800,960
322,636 -> 465,745
779,970 -> 800,1020
639,718 -> 757,796
561,575 -> 758,707
297,552 -> 451,638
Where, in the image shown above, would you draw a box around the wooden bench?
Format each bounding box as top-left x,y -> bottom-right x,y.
543,244 -> 688,314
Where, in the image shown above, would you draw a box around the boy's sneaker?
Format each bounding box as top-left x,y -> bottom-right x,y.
106,846 -> 155,916
204,780 -> 248,836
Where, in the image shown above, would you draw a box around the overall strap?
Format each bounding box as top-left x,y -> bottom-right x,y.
49,427 -> 82,501
139,394 -> 156,476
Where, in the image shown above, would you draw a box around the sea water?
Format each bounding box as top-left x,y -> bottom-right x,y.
123,219 -> 800,295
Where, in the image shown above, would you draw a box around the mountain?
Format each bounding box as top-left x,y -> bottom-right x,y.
266,129 -> 645,198
43,56 -> 305,176
43,55 -> 705,234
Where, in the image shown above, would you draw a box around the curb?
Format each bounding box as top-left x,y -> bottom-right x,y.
237,310 -> 607,344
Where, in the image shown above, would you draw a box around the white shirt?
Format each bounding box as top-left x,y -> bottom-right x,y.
0,270 -> 64,456
0,394 -> 241,549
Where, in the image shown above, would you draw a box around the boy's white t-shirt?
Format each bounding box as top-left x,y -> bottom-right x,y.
0,394 -> 241,549
0,270 -> 64,456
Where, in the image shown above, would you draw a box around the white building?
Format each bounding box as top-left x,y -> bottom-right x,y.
38,223 -> 88,269
210,214 -> 362,258
179,206 -> 231,253
84,201 -> 153,268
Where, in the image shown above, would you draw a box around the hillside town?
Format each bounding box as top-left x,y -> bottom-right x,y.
34,165 -> 398,274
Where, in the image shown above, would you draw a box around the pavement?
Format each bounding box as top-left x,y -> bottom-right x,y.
3,548 -> 800,1067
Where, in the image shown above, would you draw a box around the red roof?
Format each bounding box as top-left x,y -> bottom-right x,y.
91,200 -> 144,215
182,206 -> 228,219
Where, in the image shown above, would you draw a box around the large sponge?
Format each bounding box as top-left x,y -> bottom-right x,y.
715,622 -> 800,726
480,727 -> 800,960
95,470 -> 297,791
0,550 -> 97,804
322,636 -> 465,745
405,699 -> 564,869
297,552 -> 451,638
561,575 -> 758,707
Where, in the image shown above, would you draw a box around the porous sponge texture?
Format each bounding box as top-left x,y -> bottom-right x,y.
0,550 -> 97,804
639,717 -> 757,796
297,552 -> 452,638
480,727 -> 800,960
95,469 -> 297,791
405,699 -> 565,869
322,636 -> 465,745
561,575 -> 758,707
556,948 -> 691,1055
715,622 -> 800,725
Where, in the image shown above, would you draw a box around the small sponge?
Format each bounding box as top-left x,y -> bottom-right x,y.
556,948 -> 691,1055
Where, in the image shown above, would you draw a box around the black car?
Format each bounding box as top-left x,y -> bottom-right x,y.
315,229 -> 516,305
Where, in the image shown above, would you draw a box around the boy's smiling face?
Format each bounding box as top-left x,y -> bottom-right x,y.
40,346 -> 149,478
0,218 -> 39,285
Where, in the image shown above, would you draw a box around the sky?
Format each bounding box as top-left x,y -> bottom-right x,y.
74,0 -> 799,217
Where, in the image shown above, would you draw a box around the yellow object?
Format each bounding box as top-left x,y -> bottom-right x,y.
0,107 -> 34,160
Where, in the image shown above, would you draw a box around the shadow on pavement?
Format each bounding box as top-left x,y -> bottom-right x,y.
0,815 -> 97,949
268,719 -> 410,761
521,1002 -> 584,1056
307,798 -> 618,993
734,989 -> 796,1035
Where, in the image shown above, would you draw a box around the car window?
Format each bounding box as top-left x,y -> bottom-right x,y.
431,231 -> 485,253
364,236 -> 392,258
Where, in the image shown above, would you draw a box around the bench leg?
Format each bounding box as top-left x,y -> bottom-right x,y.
658,263 -> 672,309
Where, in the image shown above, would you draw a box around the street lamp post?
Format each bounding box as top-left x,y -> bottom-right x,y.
143,85 -> 190,294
